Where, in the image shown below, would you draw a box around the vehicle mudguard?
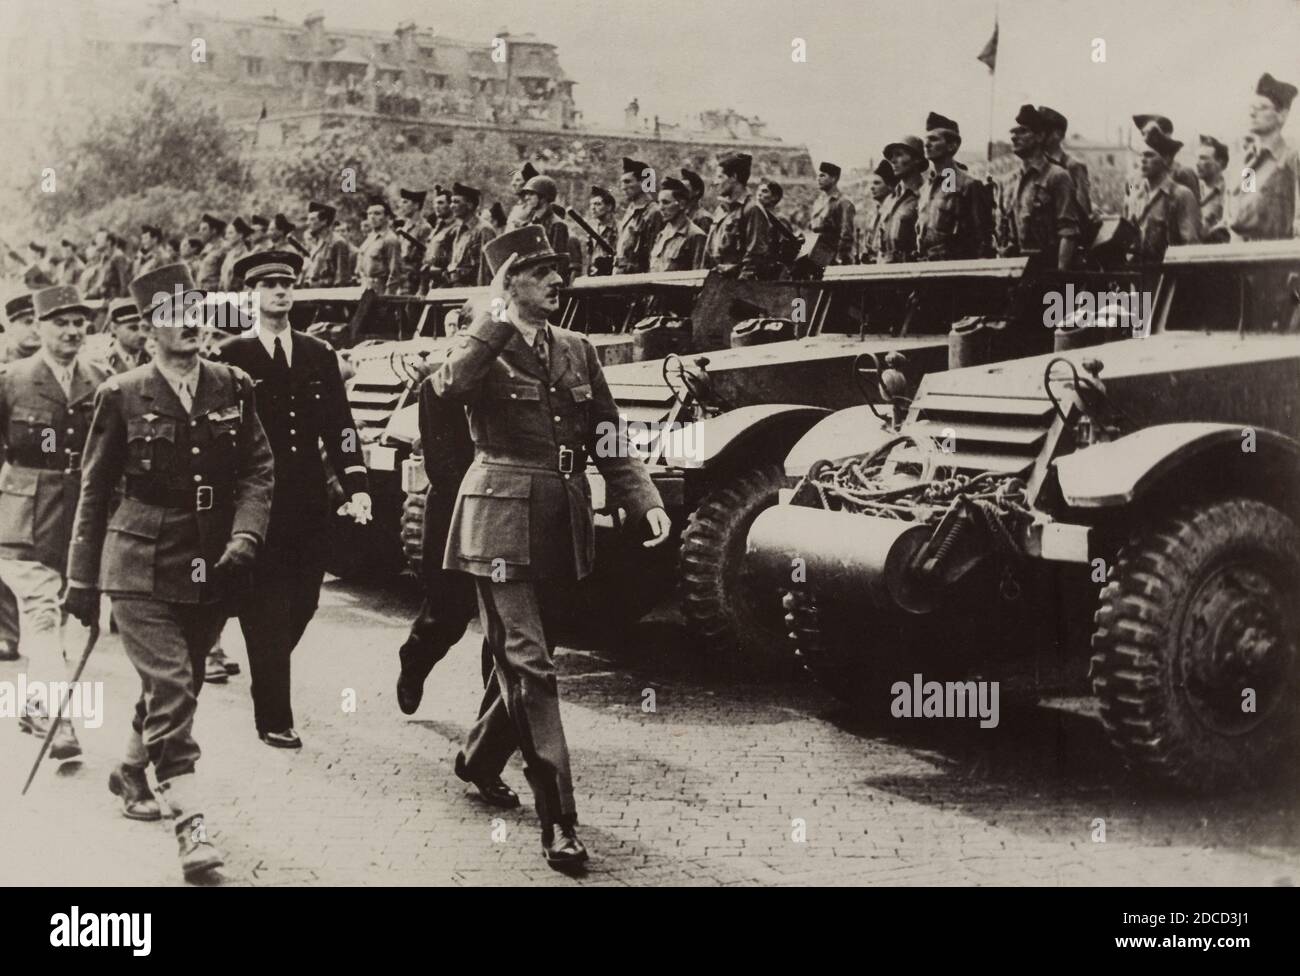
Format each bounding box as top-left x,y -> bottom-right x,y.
1055,422 -> 1300,508
659,404 -> 830,470
781,406 -> 901,478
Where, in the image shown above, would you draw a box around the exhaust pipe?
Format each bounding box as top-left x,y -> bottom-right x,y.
746,506 -> 936,613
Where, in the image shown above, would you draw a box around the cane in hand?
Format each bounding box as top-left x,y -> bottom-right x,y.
21,621 -> 99,796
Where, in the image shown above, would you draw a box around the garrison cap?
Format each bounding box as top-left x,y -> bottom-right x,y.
32,284 -> 92,321
623,156 -> 651,178
1133,114 -> 1174,135
522,174 -> 558,202
488,201 -> 507,226
660,177 -> 690,197
1037,106 -> 1068,133
130,262 -> 202,318
4,294 -> 33,320
60,238 -> 76,250
140,224 -> 162,238
717,152 -> 752,183
1256,72 -> 1298,111
273,213 -> 296,234
590,185 -> 615,208
184,237 -> 204,252
680,168 -> 705,199
232,216 -> 253,236
1199,134 -> 1230,167
818,161 -> 842,179
108,296 -> 141,325
1014,104 -> 1046,132
399,188 -> 427,206
1143,126 -> 1183,158
451,182 -> 481,206
199,213 -> 227,234
925,111 -> 961,134
872,159 -> 899,186
519,162 -> 539,182
250,214 -> 270,229
234,249 -> 303,285
308,201 -> 337,222
483,225 -> 564,277
883,135 -> 925,158
364,195 -> 391,214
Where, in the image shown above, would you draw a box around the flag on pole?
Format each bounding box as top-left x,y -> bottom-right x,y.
977,22 -> 999,72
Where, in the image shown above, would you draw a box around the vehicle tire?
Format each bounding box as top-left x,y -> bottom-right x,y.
1090,497 -> 1300,792
400,488 -> 426,576
679,464 -> 798,672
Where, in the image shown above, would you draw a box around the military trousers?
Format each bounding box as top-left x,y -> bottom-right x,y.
399,569 -> 489,689
462,578 -> 576,826
234,546 -> 325,735
114,597 -> 225,782
0,558 -> 67,712
0,579 -> 19,647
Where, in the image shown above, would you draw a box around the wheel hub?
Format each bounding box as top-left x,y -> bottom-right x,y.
1180,563 -> 1296,736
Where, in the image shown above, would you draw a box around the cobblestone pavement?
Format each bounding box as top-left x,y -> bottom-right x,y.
3,578 -> 1298,887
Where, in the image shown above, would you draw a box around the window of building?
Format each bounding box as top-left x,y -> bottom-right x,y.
243,56 -> 264,78
425,71 -> 447,89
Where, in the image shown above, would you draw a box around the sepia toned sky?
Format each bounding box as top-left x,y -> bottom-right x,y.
48,0 -> 1300,165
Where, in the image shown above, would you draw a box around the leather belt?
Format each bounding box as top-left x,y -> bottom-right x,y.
478,446 -> 586,474
125,478 -> 226,511
5,451 -> 80,472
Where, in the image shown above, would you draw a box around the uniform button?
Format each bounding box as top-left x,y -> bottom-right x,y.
510,394 -> 518,399
553,416 -> 561,423
291,446 -> 298,452
145,435 -> 152,442
66,427 -> 74,434
563,474 -> 570,480
190,420 -> 197,427
191,447 -> 200,455
290,429 -> 296,435
485,487 -> 494,494
192,474 -> 202,483
289,411 -> 295,418
550,387 -> 556,393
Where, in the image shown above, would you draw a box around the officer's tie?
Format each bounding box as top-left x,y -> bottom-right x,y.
273,336 -> 289,374
534,330 -> 549,374
175,376 -> 194,414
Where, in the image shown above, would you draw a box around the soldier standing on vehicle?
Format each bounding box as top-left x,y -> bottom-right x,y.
133,225 -> 164,281
506,162 -> 539,231
650,177 -> 708,272
810,161 -> 857,264
705,152 -> 775,279
1000,105 -> 1080,270
1227,72 -> 1299,241
195,215 -> 228,292
615,157 -> 664,275
218,250 -> 370,749
1038,106 -> 1092,224
422,187 -> 457,289
63,262 -> 274,878
219,218 -> 253,292
0,285 -> 108,761
519,175 -> 571,275
859,160 -> 898,263
357,196 -> 403,295
917,113 -> 993,261
680,168 -> 712,236
445,183 -> 493,287
584,187 -> 618,276
1131,115 -> 1202,200
1125,127 -> 1202,264
878,136 -> 926,263
431,228 -> 671,870
1196,135 -> 1230,237
396,189 -> 432,294
303,202 -> 353,288
247,215 -> 270,252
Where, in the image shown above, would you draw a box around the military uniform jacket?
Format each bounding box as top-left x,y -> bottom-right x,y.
0,355 -> 108,574
357,229 -> 403,294
705,194 -> 775,279
431,311 -> 662,581
1228,135 -> 1300,241
615,200 -> 665,274
585,219 -> 617,275
917,164 -> 993,261
132,249 -> 162,281
196,241 -> 228,291
877,183 -> 920,263
85,251 -> 133,300
304,232 -> 354,287
649,217 -> 707,272
1001,158 -> 1079,257
810,192 -> 857,264
1050,151 -> 1093,222
67,361 -> 274,603
1126,174 -> 1202,263
104,343 -> 151,376
400,220 -> 433,274
1199,177 -> 1225,236
216,330 -> 366,555
447,218 -> 493,287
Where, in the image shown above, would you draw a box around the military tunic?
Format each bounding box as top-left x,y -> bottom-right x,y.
303,232 -> 353,288
877,182 -> 920,263
446,218 -> 493,287
917,165 -> 993,260
584,218 -> 617,276
1125,174 -> 1202,262
1049,151 -> 1093,222
614,199 -> 664,275
1228,134 -> 1300,241
1001,157 -> 1080,259
1199,176 -> 1225,236
705,194 -> 775,279
649,217 -> 707,272
809,191 -> 857,264
356,229 -> 403,294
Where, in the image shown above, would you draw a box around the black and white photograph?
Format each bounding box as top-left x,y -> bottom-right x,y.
0,0 -> 1297,931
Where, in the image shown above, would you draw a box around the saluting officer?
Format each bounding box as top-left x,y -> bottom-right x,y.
1001,105 -> 1080,270
217,250 -> 370,749
431,227 -> 671,870
810,161 -> 857,264
102,298 -> 151,374
917,113 -> 993,261
615,157 -> 665,274
0,285 -> 108,759
64,262 -> 275,879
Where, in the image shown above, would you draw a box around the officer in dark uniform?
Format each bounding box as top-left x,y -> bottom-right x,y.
0,284 -> 107,757
216,250 -> 370,749
432,227 -> 670,870
64,262 -> 275,879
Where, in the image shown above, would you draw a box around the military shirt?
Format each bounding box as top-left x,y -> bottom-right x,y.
196,240 -> 228,291
357,229 -> 403,294
446,218 -> 493,287
1228,133 -> 1300,241
67,360 -> 274,603
705,193 -> 775,279
132,249 -> 162,281
1002,157 -> 1080,258
649,217 -> 707,272
810,191 -> 858,264
0,354 -> 107,573
877,182 -> 921,263
1049,151 -> 1093,222
917,164 -> 993,261
1125,174 -> 1202,263
585,219 -> 618,276
614,199 -> 665,275
303,232 -> 354,288
1199,176 -> 1225,237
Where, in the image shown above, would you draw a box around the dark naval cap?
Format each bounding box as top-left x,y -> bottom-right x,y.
4,293 -> 33,320
233,249 -> 304,285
